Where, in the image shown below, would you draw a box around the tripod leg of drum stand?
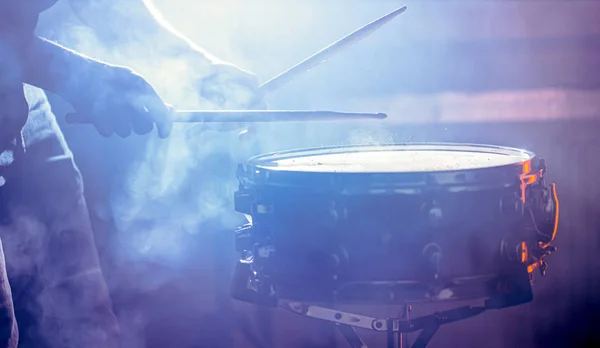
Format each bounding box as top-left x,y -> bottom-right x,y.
338,324 -> 368,348
411,326 -> 439,348
387,318 -> 396,348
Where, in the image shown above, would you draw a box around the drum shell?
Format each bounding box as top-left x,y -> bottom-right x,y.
233,144 -> 543,304
248,181 -> 527,271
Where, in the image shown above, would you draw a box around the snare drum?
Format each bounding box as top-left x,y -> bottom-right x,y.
231,144 -> 558,307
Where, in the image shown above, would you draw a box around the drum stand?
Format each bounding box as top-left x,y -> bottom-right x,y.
281,301 -> 490,348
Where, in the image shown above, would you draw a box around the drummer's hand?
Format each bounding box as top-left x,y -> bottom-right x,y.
67,64 -> 173,138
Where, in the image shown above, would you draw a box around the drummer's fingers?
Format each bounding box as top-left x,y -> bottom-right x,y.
133,79 -> 173,138
147,99 -> 173,139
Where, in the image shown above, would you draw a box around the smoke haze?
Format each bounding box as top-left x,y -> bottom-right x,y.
23,1 -> 600,348
32,3 -> 399,347
37,0 -> 397,270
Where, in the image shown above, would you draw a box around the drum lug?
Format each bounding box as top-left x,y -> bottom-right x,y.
523,157 -> 559,275
500,238 -> 528,263
503,157 -> 558,280
234,190 -> 253,215
422,243 -> 442,280
421,200 -> 443,228
537,158 -> 547,177
530,182 -> 559,245
499,192 -> 524,218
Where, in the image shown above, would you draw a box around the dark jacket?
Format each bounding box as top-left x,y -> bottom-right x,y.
0,2 -> 58,347
0,0 -> 57,182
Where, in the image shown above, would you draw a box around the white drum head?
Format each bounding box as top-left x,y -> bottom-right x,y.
254,144 -> 533,174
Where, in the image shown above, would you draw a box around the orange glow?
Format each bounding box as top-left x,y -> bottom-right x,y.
519,241 -> 528,263
519,173 -> 538,202
550,183 -> 559,243
540,183 -> 559,248
522,174 -> 538,185
522,160 -> 532,175
519,160 -> 537,202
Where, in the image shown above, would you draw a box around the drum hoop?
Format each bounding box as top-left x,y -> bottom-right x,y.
242,143 -> 536,192
248,143 -> 534,169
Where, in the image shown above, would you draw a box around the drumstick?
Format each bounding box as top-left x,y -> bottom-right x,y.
65,110 -> 387,123
258,6 -> 407,93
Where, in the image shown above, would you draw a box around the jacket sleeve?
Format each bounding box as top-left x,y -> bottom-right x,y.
0,240 -> 18,348
0,1 -> 40,159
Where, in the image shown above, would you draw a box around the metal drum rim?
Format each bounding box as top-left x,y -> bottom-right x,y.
246,142 -> 535,175
240,143 -> 537,193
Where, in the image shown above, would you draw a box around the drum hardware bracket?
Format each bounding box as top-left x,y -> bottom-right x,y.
338,324 -> 368,348
281,301 -> 491,348
526,242 -> 557,277
519,156 -> 559,278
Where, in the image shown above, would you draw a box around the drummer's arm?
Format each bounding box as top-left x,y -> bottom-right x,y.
66,0 -> 225,77
65,0 -> 263,109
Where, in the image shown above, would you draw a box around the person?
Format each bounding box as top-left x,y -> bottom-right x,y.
0,243 -> 17,348
0,0 -> 261,347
